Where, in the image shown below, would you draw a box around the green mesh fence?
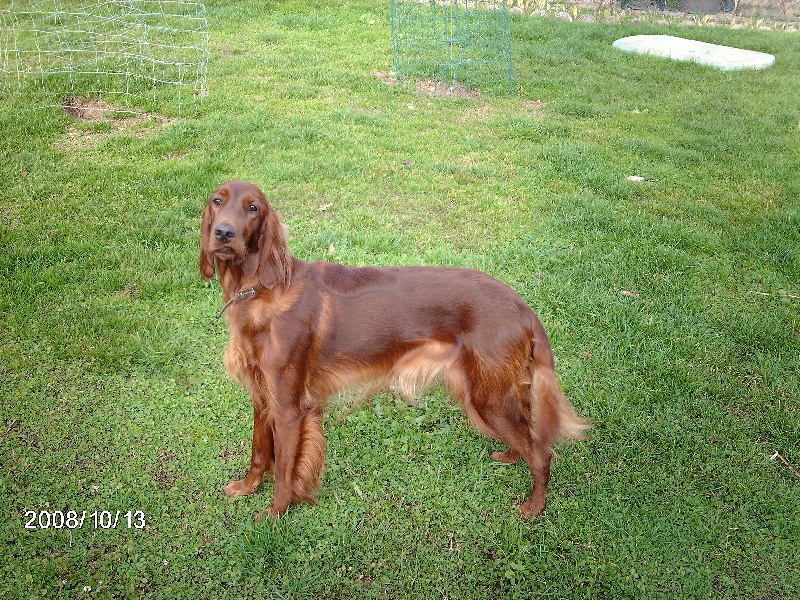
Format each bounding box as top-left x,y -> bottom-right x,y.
390,0 -> 514,93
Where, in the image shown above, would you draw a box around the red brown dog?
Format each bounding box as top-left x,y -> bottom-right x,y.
200,180 -> 587,518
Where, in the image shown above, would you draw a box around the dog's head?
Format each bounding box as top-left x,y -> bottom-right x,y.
200,180 -> 291,289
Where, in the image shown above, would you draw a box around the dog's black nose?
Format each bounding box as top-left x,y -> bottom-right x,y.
214,224 -> 236,243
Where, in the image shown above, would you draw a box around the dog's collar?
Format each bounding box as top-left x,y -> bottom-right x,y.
215,287 -> 257,319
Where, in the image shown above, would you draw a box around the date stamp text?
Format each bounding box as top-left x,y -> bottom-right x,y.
24,510 -> 146,530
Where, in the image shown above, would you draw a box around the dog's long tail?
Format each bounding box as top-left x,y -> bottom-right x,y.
529,316 -> 589,445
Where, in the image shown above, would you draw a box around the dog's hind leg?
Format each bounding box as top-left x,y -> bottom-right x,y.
454,373 -> 551,516
446,346 -> 566,517
490,448 -> 521,464
478,398 -> 551,518
518,444 -> 554,518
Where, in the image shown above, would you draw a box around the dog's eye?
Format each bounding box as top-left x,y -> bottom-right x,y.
212,197 -> 223,206
248,204 -> 259,213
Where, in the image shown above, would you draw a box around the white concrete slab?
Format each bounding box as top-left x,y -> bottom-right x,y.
613,35 -> 775,70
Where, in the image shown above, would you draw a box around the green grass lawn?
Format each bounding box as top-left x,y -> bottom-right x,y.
2,0 -> 799,597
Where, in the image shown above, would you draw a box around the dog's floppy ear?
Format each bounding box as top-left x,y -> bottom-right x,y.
199,203 -> 216,280
258,208 -> 292,290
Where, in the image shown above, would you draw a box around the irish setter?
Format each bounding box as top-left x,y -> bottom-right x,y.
200,180 -> 587,518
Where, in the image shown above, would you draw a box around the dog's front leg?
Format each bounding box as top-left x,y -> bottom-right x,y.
264,393 -> 326,518
224,404 -> 274,497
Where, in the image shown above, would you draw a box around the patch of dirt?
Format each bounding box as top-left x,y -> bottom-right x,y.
521,99 -> 548,116
413,78 -> 483,100
373,70 -> 483,100
374,70 -> 548,122
61,96 -> 119,121
58,95 -> 176,152
219,441 -> 246,463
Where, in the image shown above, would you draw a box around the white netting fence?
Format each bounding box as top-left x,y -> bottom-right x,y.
0,0 -> 209,113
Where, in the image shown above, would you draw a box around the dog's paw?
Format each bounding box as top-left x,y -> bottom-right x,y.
490,449 -> 520,464
519,498 -> 546,518
254,504 -> 286,523
254,509 -> 275,523
224,478 -> 259,496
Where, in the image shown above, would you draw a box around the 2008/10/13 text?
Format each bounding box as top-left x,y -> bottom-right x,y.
24,510 -> 146,530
